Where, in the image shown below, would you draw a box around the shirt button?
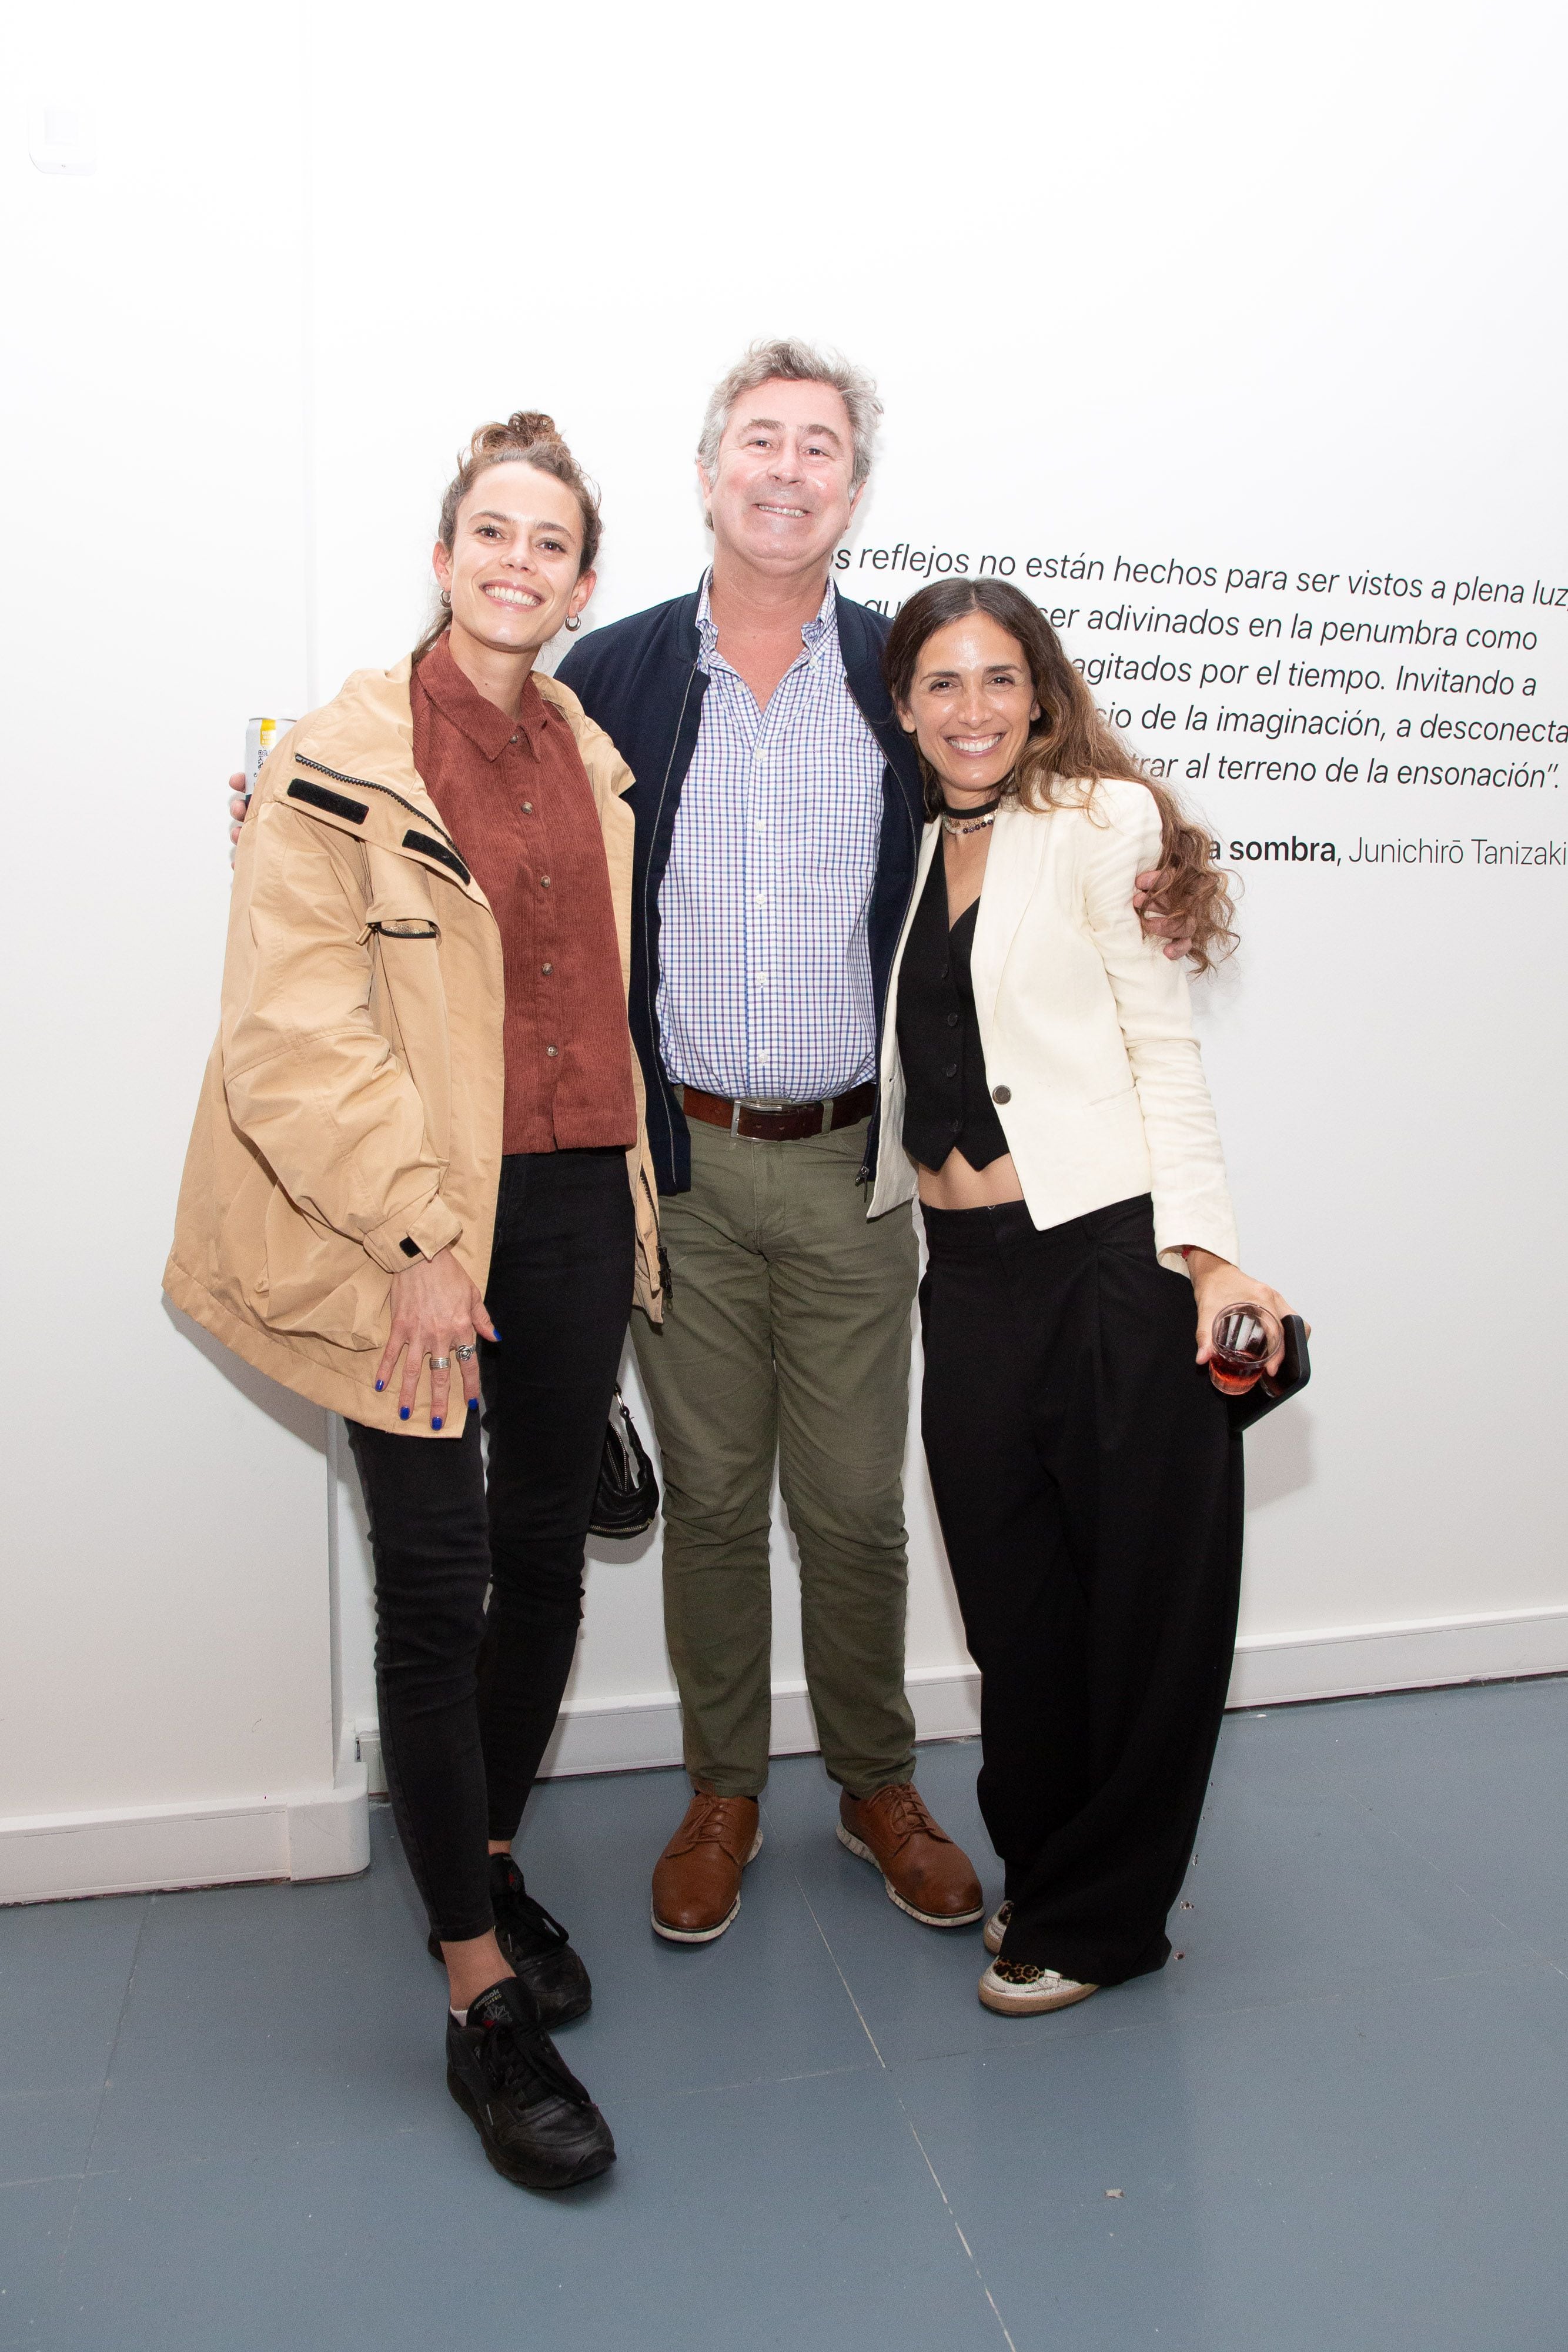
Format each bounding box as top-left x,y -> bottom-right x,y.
540,876 -> 551,888
950,1119 -> 962,1133
946,1011 -> 959,1028
540,962 -> 553,975
944,1063 -> 958,1078
509,733 -> 520,746
520,800 -> 533,813
546,1045 -> 559,1058
938,964 -> 949,980
992,1085 -> 1011,1104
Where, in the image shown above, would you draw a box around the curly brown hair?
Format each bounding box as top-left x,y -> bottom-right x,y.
413,412 -> 602,662
882,578 -> 1238,973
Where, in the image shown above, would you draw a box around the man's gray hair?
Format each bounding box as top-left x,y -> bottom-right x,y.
697,338 -> 882,492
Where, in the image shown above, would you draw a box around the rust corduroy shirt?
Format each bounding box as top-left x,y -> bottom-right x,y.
410,634 -> 637,1155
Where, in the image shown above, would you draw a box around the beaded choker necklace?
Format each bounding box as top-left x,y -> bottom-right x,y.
939,790 -> 1007,837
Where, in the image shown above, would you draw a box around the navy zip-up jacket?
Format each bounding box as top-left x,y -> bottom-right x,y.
556,580 -> 925,1196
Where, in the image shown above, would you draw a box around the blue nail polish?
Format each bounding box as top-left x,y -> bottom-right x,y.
432,1416 -> 443,1430
399,1406 -> 410,1421
467,1397 -> 479,1412
375,1379 -> 385,1391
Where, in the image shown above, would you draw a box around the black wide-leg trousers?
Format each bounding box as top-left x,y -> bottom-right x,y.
919,1192 -> 1243,1987
346,1148 -> 634,1944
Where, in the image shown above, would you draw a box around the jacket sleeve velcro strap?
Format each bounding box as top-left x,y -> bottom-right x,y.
363,1192 -> 463,1273
401,829 -> 471,886
287,777 -> 369,824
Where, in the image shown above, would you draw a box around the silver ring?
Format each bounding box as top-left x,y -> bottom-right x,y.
453,1342 -> 477,1362
428,1354 -> 451,1371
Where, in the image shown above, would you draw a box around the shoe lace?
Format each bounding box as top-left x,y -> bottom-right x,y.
477,2013 -> 587,2107
690,1794 -> 752,1852
494,1865 -> 569,1950
878,1784 -> 937,1847
515,1892 -> 569,1947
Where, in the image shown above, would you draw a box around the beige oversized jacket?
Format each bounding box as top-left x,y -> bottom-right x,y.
165,654 -> 662,1436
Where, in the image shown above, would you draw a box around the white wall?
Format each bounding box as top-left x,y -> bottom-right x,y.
5,0 -> 1565,1898
0,1 -> 365,1899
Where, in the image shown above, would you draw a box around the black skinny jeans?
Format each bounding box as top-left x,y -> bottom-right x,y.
920,1193 -> 1243,1987
346,1148 -> 634,1944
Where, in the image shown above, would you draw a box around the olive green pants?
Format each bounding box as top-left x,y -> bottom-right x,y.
632,1113 -> 920,1799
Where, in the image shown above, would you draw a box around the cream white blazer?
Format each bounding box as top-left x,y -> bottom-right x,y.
869,777 -> 1239,1274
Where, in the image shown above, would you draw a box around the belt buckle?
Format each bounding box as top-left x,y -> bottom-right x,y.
729,1094 -> 799,1140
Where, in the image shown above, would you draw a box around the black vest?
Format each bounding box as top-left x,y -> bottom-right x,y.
895,853 -> 1009,1173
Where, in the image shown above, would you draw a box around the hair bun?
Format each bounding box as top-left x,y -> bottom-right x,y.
470,412 -> 560,463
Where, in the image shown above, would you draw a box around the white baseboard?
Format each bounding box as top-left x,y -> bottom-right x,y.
351,1660 -> 984,1799
8,1611 -> 1564,1907
401,1605 -> 1568,1783
1226,1603 -> 1568,1708
530,1661 -> 984,1781
0,1743 -> 369,1907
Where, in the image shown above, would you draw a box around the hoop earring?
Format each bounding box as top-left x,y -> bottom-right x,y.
564,613 -> 581,632
439,589 -> 451,608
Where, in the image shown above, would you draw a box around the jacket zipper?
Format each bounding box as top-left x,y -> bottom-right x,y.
293,752 -> 463,853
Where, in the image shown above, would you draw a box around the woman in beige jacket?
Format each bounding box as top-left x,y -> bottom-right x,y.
873,579 -> 1299,2022
167,415 -> 661,2192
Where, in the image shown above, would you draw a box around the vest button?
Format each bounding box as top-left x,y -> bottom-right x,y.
992,1084 -> 1011,1104
946,1011 -> 959,1028
944,1063 -> 958,1078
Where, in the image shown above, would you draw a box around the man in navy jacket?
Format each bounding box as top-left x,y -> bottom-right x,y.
557,342 -> 988,1942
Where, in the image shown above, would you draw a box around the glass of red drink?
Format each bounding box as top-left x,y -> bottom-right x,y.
1209,1304 -> 1283,1396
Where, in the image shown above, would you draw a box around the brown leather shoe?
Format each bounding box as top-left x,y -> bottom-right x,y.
650,1789 -> 763,1944
837,1783 -> 984,1928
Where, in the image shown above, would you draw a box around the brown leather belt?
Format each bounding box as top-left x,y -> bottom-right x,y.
681,1081 -> 877,1142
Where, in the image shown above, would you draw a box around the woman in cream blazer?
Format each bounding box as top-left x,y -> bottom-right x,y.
872,579 -> 1299,2020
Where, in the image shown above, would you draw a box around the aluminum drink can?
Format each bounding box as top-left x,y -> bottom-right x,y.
244,715 -> 295,797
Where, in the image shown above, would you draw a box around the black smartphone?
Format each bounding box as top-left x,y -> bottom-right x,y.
1225,1313 -> 1310,1434
1263,1314 -> 1310,1400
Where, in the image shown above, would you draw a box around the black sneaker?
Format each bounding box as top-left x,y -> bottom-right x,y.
445,1978 -> 616,2191
426,1856 -> 593,2028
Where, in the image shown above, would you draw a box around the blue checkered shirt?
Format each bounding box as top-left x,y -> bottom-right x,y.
656,576 -> 887,1104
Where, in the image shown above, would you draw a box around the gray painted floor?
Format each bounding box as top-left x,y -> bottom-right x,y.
4,1679 -> 1567,2351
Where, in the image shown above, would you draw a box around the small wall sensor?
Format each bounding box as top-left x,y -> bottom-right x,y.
29,101 -> 96,176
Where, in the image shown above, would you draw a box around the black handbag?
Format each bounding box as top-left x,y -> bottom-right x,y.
1225,1314 -> 1312,1433
589,1387 -> 661,1538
